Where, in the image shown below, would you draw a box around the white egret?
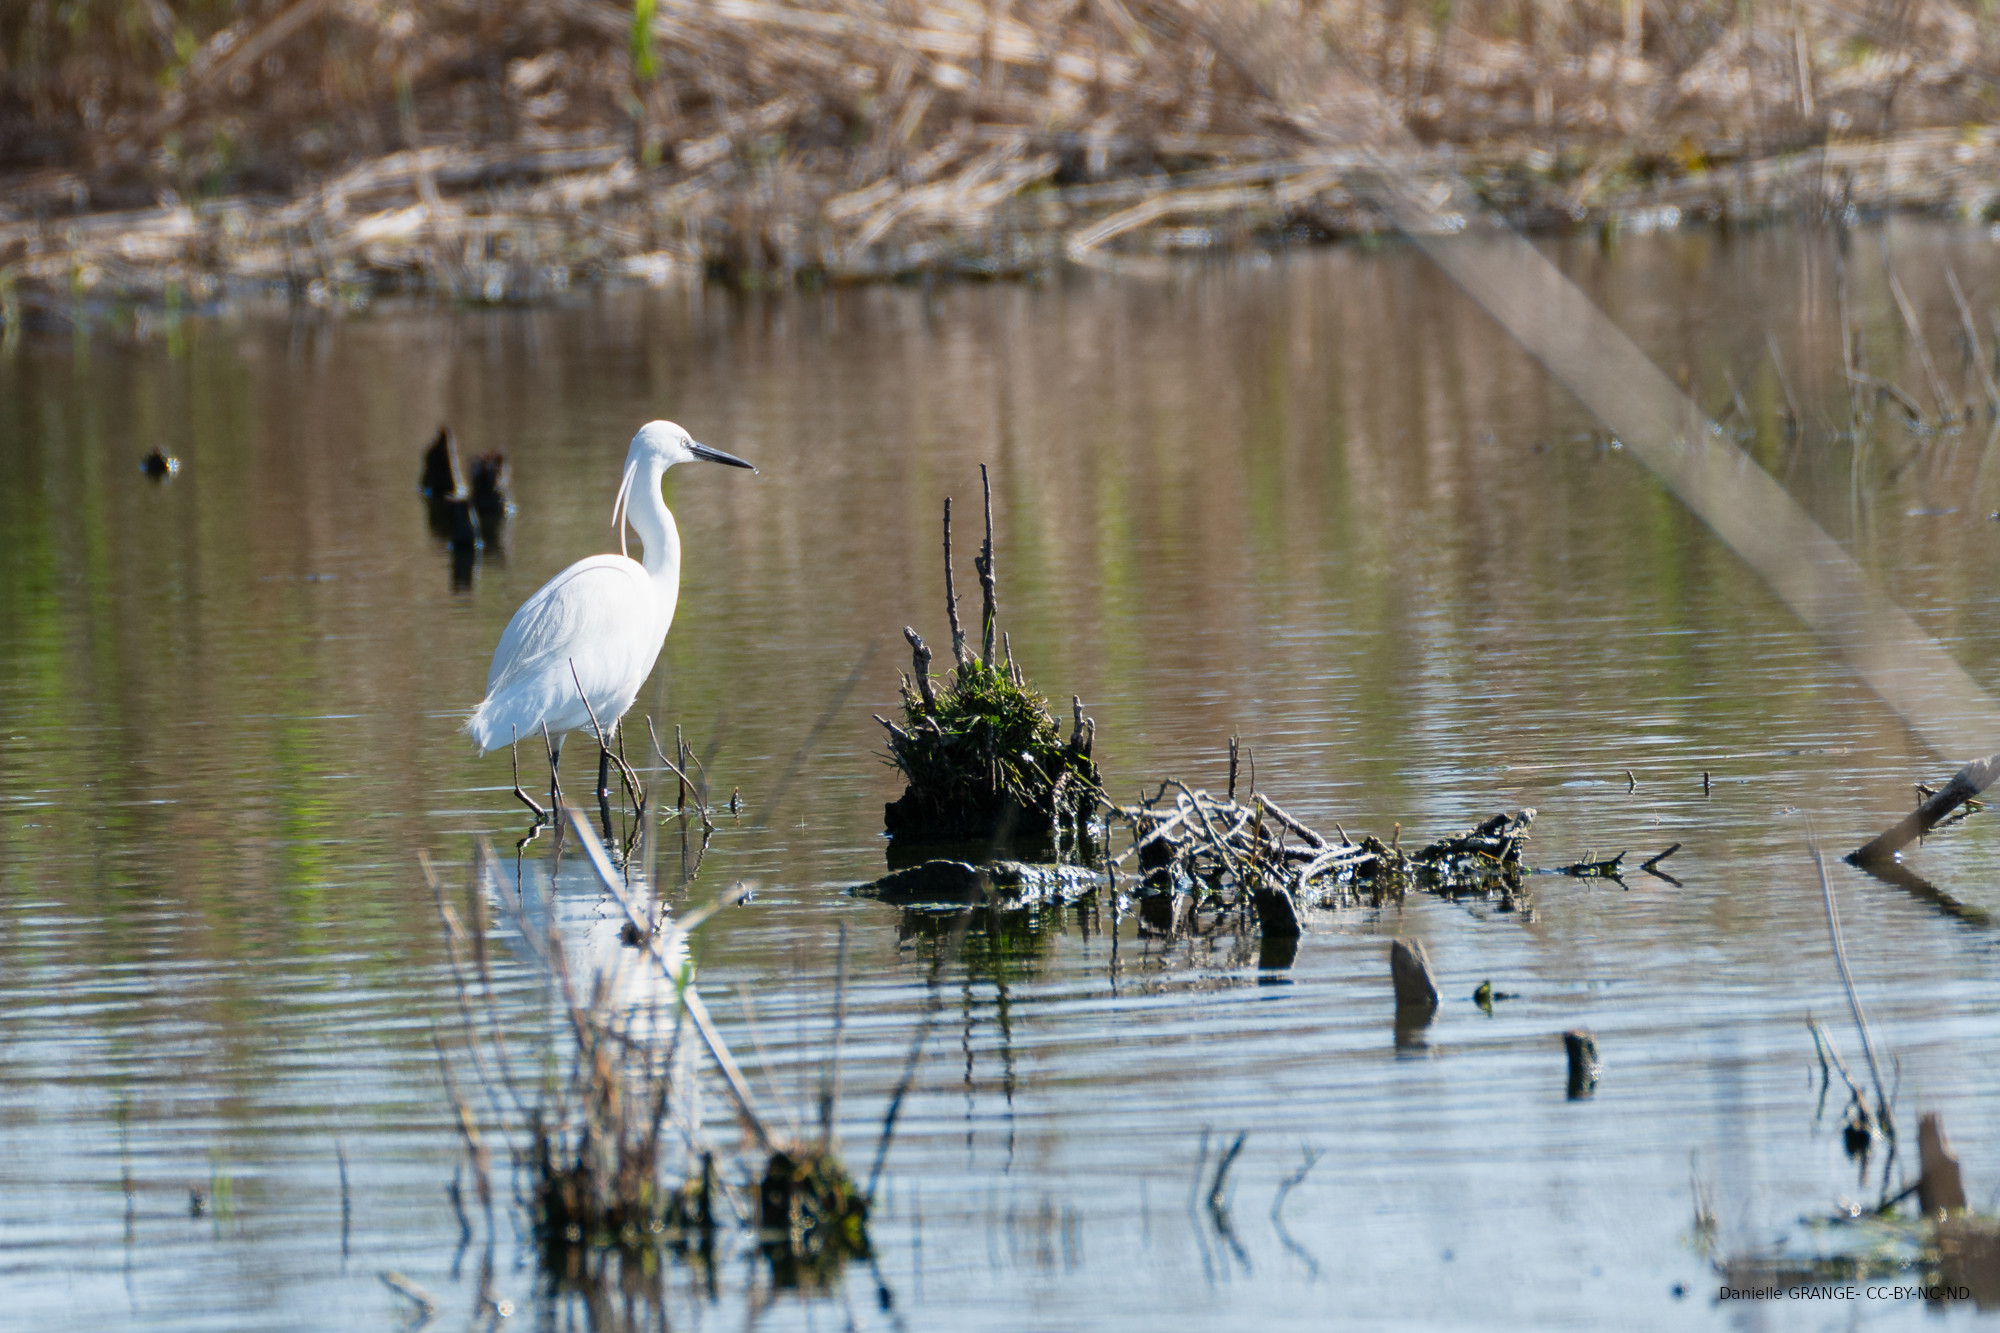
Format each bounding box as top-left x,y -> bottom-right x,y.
465,420 -> 755,814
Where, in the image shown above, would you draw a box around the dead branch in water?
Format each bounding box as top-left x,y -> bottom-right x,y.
1108,779 -> 1536,928
1814,846 -> 1895,1141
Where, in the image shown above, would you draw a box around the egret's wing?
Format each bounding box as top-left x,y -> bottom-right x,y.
485,557 -> 656,701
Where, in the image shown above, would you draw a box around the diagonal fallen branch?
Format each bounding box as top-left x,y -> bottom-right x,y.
1849,752 -> 2000,866
559,803 -> 770,1152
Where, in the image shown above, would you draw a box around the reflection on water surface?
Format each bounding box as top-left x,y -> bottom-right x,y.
7,221 -> 2000,1328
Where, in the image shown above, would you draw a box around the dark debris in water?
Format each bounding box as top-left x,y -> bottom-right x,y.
858,793 -> 1684,946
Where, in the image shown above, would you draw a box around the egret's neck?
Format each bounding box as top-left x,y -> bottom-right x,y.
626,459 -> 682,602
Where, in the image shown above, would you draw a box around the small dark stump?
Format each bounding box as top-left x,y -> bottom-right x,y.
1564,1030 -> 1600,1099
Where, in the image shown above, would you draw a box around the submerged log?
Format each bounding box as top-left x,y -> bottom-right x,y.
854,858 -> 1100,909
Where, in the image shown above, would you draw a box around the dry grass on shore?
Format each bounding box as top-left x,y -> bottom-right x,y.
6,0 -> 2000,305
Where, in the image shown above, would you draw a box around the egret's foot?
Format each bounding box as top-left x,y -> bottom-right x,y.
515,815 -> 547,854
508,732 -> 548,820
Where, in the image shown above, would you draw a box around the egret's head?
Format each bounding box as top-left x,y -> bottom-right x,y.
626,420 -> 756,472
613,421 -> 756,556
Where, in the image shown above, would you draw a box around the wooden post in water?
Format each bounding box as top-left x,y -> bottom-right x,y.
1390,939 -> 1438,1014
1564,1030 -> 1600,1100
1919,1113 -> 1967,1216
1252,885 -> 1302,940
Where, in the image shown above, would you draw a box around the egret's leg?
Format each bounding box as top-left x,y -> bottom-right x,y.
542,724 -> 565,813
508,727 -> 547,821
595,742 -> 614,839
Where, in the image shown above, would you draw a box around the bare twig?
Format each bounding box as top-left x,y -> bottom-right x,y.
975,463 -> 998,667
943,497 -> 968,669
1946,268 -> 2000,416
560,804 -> 770,1151
569,659 -> 647,813
1813,846 -> 1894,1139
645,716 -> 716,834
904,626 -> 936,710
1252,793 -> 1327,850
1886,265 -> 1953,424
1809,1013 -> 1871,1115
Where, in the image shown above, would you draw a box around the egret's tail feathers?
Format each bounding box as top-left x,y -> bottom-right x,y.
463,708 -> 489,755
464,700 -> 508,755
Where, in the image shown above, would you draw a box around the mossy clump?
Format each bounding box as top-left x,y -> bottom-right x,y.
757,1146 -> 870,1288
880,473 -> 1101,852
882,656 -> 1099,848
530,1109 -> 718,1256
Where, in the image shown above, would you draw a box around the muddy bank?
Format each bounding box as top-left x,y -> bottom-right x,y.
6,0 -> 2000,310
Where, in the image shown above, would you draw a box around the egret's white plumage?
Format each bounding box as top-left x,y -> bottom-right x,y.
465,420 -> 754,768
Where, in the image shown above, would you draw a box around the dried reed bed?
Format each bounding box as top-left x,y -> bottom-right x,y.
6,0 -> 2000,304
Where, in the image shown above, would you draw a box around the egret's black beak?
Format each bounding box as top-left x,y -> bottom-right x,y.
691,441 -> 757,473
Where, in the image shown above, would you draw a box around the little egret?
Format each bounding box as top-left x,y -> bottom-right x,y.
464,420 -> 755,815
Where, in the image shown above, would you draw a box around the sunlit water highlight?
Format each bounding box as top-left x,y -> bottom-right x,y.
6,220 -> 2000,1328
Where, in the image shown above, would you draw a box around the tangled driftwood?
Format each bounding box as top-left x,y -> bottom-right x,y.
1110,786 -> 1537,938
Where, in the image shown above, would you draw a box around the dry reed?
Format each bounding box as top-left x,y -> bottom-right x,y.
7,0 -> 2000,306
425,809 -> 869,1295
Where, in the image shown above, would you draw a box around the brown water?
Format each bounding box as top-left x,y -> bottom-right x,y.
6,220 -> 2000,1329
